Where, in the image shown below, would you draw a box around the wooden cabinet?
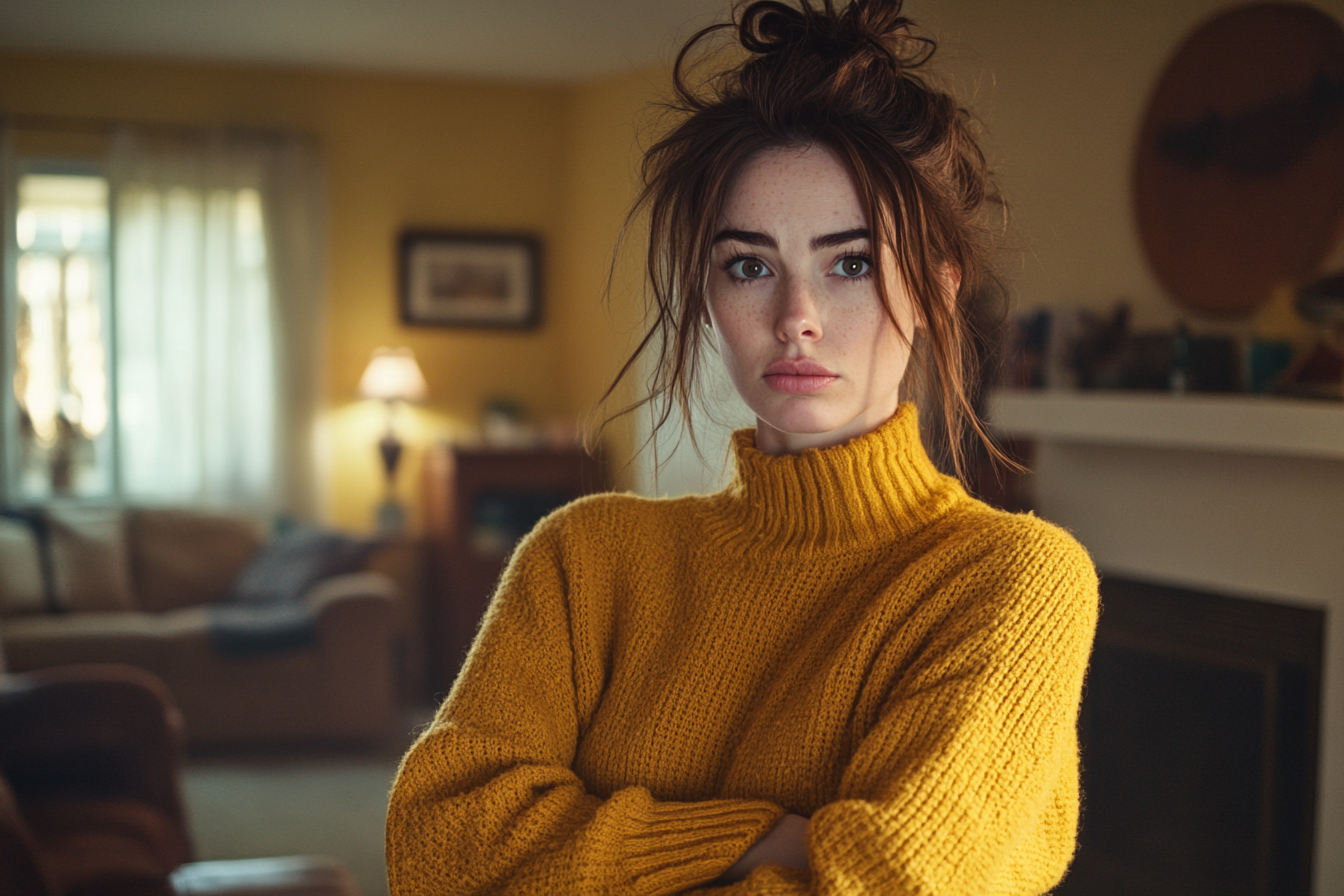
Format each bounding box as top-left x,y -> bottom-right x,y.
422,445 -> 606,694
366,536 -> 430,704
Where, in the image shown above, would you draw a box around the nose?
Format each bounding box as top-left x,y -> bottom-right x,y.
775,273 -> 823,344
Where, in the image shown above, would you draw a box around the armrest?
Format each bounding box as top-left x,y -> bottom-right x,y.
0,665 -> 188,837
302,571 -> 397,617
303,573 -> 397,734
304,572 -> 396,650
0,774 -> 51,896
170,855 -> 360,896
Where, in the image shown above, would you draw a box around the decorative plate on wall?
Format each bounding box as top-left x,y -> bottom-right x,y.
1133,3 -> 1344,318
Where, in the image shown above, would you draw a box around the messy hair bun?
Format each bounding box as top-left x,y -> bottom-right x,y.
739,0 -> 925,54
601,0 -> 1004,480
733,0 -> 933,110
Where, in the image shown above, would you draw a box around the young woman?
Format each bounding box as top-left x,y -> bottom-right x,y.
386,2 -> 1098,894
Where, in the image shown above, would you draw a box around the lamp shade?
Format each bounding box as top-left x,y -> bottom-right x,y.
358,347 -> 428,402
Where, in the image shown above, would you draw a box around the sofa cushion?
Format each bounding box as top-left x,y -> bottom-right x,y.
128,510 -> 265,613
0,518 -> 46,619
45,508 -> 136,614
0,610 -> 209,672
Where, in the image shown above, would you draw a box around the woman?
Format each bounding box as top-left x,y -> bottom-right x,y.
386,2 -> 1098,893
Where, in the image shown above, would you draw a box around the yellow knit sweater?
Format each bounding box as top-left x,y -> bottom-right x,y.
386,404 -> 1098,895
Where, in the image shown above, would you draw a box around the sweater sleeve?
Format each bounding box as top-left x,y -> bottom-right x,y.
696,520 -> 1099,896
385,514 -> 785,896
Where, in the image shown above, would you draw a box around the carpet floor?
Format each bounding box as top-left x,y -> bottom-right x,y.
183,754 -> 401,896
181,709 -> 431,896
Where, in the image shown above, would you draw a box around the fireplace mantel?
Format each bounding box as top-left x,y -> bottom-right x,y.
989,390 -> 1344,460
988,388 -> 1344,895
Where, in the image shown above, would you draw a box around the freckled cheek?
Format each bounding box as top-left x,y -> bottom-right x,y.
826,299 -> 892,359
707,299 -> 770,374
840,309 -> 910,390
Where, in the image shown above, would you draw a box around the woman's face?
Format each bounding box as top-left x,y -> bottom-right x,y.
706,144 -> 921,456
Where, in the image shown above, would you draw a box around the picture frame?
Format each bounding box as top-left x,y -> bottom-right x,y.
399,231 -> 541,329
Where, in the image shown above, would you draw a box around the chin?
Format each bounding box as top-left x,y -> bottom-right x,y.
755,400 -> 856,439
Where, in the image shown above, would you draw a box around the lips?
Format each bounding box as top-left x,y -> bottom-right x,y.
763,358 -> 838,394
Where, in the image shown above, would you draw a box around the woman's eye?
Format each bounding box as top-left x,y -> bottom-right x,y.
833,255 -> 872,278
727,257 -> 770,280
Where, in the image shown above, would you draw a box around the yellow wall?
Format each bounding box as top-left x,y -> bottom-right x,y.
5,0 -> 1342,527
0,51 -> 663,530
552,69 -> 671,489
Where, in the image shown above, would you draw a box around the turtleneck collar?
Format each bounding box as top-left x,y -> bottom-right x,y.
705,403 -> 966,553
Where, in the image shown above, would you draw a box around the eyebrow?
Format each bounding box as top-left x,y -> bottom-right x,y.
810,228 -> 870,250
712,228 -> 775,249
711,227 -> 871,251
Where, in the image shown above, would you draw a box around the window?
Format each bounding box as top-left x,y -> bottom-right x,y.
11,171 -> 113,499
3,124 -> 324,514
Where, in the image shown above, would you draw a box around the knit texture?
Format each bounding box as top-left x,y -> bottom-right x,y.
386,404 -> 1098,895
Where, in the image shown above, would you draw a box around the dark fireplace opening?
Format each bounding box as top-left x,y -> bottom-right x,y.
1057,576 -> 1324,896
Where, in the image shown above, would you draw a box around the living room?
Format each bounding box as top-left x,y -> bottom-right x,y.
2,1 -> 1343,895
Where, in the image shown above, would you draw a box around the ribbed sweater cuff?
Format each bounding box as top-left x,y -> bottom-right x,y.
623,798 -> 785,890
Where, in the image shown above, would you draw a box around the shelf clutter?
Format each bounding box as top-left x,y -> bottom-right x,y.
1003,300 -> 1344,401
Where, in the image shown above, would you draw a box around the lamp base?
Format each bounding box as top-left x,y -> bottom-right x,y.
376,499 -> 406,534
379,433 -> 403,477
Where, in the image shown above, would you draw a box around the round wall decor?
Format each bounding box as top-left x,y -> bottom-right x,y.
1134,3 -> 1344,317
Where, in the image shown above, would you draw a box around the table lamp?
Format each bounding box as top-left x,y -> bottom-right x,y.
357,347 -> 429,532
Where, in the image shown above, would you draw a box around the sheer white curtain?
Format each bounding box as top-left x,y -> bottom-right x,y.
632,346 -> 755,499
110,128 -> 325,514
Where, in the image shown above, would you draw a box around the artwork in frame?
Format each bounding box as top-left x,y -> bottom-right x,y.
399,231 -> 541,328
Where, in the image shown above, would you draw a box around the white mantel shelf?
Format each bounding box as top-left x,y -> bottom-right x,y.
987,389 -> 1344,460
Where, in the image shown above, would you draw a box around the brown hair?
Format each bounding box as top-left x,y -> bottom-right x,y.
599,0 -> 1008,479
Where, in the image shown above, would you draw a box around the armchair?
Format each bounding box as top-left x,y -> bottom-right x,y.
0,663 -> 360,896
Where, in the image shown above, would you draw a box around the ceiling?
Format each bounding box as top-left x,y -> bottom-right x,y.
0,0 -> 734,83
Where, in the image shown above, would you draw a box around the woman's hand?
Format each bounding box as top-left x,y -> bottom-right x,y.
715,813 -> 810,883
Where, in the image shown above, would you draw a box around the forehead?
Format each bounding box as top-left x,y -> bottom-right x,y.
719,144 -> 868,230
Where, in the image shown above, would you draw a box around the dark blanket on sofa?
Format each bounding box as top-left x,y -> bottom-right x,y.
208,527 -> 376,657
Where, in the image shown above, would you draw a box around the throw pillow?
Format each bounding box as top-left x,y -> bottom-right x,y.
0,517 -> 45,617
225,527 -> 377,606
45,507 -> 137,613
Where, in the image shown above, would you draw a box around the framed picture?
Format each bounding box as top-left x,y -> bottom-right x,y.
399,231 -> 541,328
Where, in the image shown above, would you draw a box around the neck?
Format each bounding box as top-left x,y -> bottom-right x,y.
753,394 -> 902,456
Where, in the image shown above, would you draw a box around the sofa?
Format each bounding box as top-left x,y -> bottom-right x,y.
0,506 -> 399,746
